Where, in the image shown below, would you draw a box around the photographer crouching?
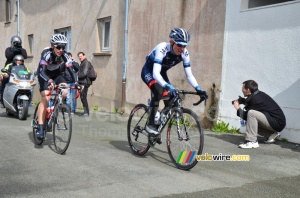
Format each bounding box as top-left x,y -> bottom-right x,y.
232,80 -> 286,149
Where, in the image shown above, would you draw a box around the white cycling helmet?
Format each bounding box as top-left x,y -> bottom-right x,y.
169,28 -> 190,46
50,34 -> 68,45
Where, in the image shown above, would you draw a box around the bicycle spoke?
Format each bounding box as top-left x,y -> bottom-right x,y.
167,108 -> 203,170
32,103 -> 44,145
127,104 -> 150,156
53,104 -> 72,154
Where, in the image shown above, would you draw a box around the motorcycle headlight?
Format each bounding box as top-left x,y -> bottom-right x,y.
19,81 -> 30,87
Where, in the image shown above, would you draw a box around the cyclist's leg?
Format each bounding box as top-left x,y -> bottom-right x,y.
37,77 -> 50,139
55,75 -> 68,99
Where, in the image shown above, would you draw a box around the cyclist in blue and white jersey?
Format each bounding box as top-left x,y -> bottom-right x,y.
141,28 -> 208,136
36,34 -> 80,140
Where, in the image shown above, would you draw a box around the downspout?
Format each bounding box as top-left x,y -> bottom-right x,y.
121,0 -> 129,114
17,0 -> 20,36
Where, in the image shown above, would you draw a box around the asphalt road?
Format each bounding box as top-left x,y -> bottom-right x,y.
0,106 -> 300,198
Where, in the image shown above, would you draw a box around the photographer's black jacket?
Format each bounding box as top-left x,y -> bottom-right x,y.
5,47 -> 28,66
237,91 -> 286,132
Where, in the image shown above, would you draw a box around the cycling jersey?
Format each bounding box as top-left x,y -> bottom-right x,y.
141,42 -> 198,88
37,47 -> 76,91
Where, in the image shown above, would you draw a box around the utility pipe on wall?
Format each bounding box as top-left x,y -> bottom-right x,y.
121,0 -> 129,114
17,0 -> 20,36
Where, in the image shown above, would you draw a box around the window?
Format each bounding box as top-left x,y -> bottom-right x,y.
6,0 -> 11,22
28,34 -> 34,55
242,0 -> 297,9
97,17 -> 111,52
54,27 -> 72,52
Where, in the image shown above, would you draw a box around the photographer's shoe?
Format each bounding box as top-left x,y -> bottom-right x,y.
265,132 -> 280,144
239,141 -> 259,149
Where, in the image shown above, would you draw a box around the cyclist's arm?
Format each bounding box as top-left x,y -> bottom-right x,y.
38,60 -> 51,82
184,67 -> 199,88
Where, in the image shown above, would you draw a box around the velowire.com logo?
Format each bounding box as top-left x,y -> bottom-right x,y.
177,151 -> 250,164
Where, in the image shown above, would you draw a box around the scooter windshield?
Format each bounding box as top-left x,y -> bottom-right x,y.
11,65 -> 31,80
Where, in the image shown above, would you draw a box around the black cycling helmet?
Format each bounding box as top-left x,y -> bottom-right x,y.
50,34 -> 68,45
11,36 -> 22,47
13,55 -> 24,64
169,28 -> 190,46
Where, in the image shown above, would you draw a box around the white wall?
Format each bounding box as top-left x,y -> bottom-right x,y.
220,1 -> 300,143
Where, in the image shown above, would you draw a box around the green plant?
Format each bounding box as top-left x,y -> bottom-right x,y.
281,138 -> 288,143
93,105 -> 99,111
113,107 -> 118,114
211,121 -> 239,134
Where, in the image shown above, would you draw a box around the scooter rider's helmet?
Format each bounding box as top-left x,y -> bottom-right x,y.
11,36 -> 22,48
50,34 -> 68,46
13,55 -> 24,65
169,28 -> 190,46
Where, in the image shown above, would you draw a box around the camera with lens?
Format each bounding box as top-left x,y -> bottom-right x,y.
232,96 -> 246,105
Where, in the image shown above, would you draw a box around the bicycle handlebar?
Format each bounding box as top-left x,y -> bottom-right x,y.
45,84 -> 82,97
177,90 -> 208,106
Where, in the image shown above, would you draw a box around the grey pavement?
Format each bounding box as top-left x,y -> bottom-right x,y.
0,105 -> 300,198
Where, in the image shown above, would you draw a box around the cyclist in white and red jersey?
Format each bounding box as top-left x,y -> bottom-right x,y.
36,34 -> 80,140
141,28 -> 208,136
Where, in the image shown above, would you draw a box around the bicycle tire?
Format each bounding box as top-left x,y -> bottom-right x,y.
52,103 -> 72,154
127,104 -> 150,156
167,108 -> 204,170
32,102 -> 44,145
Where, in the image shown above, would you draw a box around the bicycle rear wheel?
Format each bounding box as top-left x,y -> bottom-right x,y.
52,104 -> 72,154
127,104 -> 150,156
32,102 -> 43,145
167,108 -> 204,170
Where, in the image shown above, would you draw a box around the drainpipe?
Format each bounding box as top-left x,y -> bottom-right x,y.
17,0 -> 20,36
121,0 -> 129,114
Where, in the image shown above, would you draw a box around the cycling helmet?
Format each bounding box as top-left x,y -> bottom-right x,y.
50,34 -> 68,45
11,36 -> 22,47
13,55 -> 24,64
169,28 -> 190,46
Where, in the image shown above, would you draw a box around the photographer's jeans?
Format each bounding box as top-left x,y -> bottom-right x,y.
66,83 -> 77,112
245,110 -> 276,142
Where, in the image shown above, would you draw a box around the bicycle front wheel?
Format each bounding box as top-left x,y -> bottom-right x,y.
167,108 -> 204,170
52,104 -> 72,154
127,104 -> 150,156
32,102 -> 43,145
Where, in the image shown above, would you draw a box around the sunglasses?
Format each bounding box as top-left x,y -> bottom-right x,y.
176,43 -> 186,48
54,45 -> 66,50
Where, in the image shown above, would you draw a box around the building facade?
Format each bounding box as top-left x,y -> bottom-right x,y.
0,0 -> 225,128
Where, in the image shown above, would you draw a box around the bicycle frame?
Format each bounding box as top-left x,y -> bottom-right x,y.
45,85 -> 80,131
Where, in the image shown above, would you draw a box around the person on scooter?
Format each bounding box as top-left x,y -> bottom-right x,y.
1,36 -> 28,108
1,55 -> 31,107
5,36 -> 28,66
36,34 -> 81,140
